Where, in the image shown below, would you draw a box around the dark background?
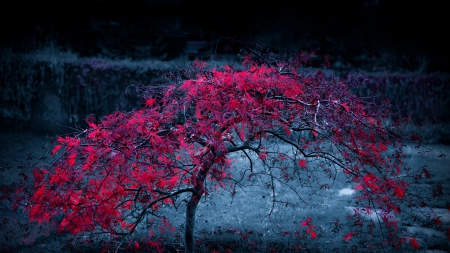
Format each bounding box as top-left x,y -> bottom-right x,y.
1,0 -> 449,138
1,0 -> 449,72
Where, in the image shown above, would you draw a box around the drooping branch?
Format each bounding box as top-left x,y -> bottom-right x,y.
127,188 -> 196,235
265,130 -> 346,169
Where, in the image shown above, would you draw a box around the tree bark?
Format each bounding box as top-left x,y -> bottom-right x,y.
184,191 -> 201,253
184,166 -> 208,253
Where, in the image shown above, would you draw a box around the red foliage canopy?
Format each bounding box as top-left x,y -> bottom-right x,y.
6,55 -> 429,250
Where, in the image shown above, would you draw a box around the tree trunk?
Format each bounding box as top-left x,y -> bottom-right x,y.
184,191 -> 201,253
184,165 -> 209,253
184,152 -> 218,253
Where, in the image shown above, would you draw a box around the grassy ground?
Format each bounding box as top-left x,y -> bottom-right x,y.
1,128 -> 449,252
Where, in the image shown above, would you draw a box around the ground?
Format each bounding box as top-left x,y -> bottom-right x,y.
1,128 -> 449,252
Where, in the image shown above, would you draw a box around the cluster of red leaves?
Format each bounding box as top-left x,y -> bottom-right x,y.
300,216 -> 317,239
4,56 -> 429,250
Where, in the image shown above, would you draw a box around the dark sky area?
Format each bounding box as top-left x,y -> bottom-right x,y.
1,0 -> 449,72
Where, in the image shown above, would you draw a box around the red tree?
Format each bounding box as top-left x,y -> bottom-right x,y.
4,47 -> 437,252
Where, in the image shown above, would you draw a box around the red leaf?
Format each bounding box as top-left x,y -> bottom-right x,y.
309,230 -> 317,239
393,205 -> 401,214
67,137 -> 80,148
343,232 -> 354,242
51,145 -> 62,156
423,168 -> 430,178
238,129 -> 245,140
67,153 -> 77,166
145,98 -> 156,107
32,169 -> 44,183
299,159 -> 307,167
88,121 -> 98,129
341,103 -> 350,113
34,186 -> 45,201
258,152 -> 268,160
394,187 -> 404,199
409,238 -> 420,249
